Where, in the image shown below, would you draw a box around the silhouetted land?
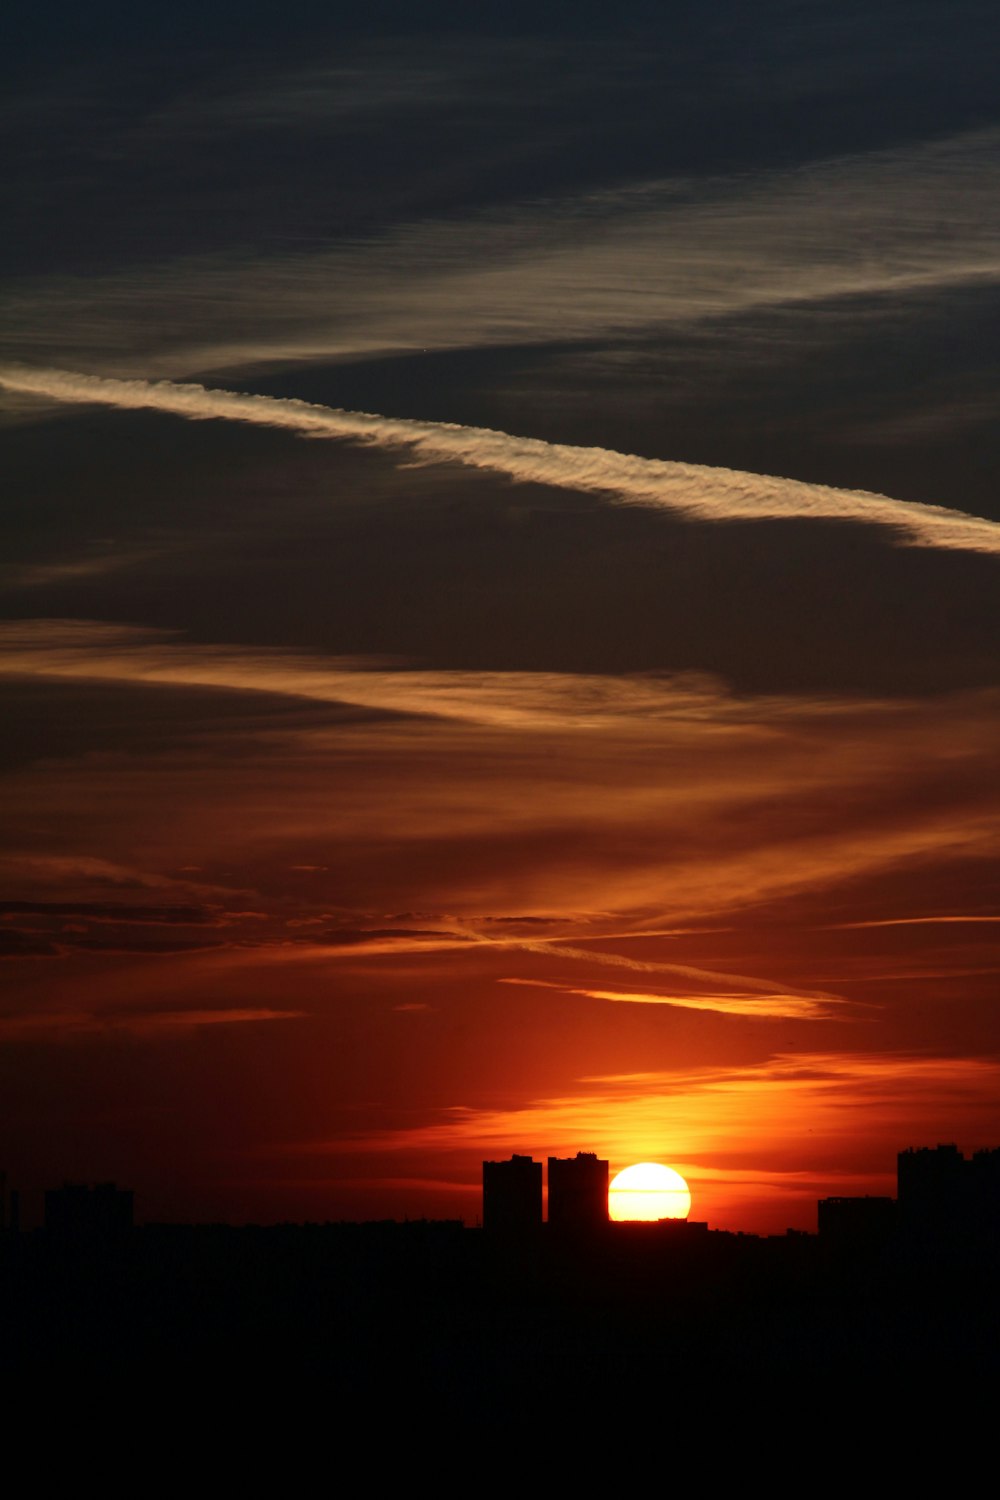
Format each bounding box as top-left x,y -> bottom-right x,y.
4,1213 -> 999,1418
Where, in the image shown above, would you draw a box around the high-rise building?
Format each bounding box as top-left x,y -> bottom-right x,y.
547,1152 -> 609,1231
817,1195 -> 896,1250
897,1143 -> 968,1240
898,1144 -> 965,1211
44,1182 -> 133,1246
970,1147 -> 1000,1234
482,1155 -> 542,1234
898,1143 -> 1000,1243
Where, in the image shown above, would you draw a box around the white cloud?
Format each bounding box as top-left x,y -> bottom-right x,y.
3,365 -> 999,556
3,128 -> 997,378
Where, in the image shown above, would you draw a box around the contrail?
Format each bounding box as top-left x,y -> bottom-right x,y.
3,364 -> 999,556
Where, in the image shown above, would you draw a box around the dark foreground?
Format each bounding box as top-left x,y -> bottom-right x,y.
4,1219 -> 999,1428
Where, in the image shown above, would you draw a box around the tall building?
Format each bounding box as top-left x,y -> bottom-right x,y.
0,1174 -> 17,1236
898,1143 -> 1000,1243
547,1152 -> 609,1231
482,1155 -> 542,1234
970,1147 -> 1000,1234
818,1195 -> 896,1251
898,1144 -> 966,1216
44,1182 -> 133,1246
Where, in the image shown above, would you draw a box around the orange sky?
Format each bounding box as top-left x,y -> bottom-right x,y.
2,621 -> 998,1232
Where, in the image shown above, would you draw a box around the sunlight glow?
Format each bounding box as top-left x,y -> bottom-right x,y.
609,1161 -> 691,1221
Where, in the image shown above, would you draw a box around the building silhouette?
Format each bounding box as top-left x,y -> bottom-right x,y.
547,1152 -> 609,1231
44,1182 -> 133,1247
898,1143 -> 966,1221
898,1143 -> 1000,1243
817,1195 -> 896,1251
482,1154 -> 542,1234
970,1147 -> 1000,1235
813,1143 -> 1000,1260
1,1173 -> 20,1236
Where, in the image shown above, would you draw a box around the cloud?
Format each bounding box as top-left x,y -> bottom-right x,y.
0,548 -> 159,592
2,368 -> 1000,555
494,940 -> 836,993
319,927 -> 469,944
1,933 -> 233,958
499,976 -> 843,1021
828,914 -> 1000,929
0,1006 -> 306,1042
274,1050 -> 1000,1231
357,1051 -> 1000,1154
0,900 -> 214,924
228,926 -> 849,1000
3,126 -> 998,380
1,620 -> 998,935
0,851 -> 191,890
0,617 -> 734,730
0,850 -> 252,907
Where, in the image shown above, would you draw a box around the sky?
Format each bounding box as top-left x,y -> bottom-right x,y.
2,2 -> 999,1233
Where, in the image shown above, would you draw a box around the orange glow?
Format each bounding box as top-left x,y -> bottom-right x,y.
3,624 -> 1000,1230
608,1162 -> 691,1221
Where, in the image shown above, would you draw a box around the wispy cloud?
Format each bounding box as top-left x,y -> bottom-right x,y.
334,1052 -> 1000,1158
2,621 -> 998,932
829,914 -> 1000,929
492,939 -> 838,994
0,850 -> 240,897
0,1005 -> 306,1042
0,552 -> 152,591
3,127 -> 998,379
2,367 -> 999,555
0,617 -> 742,730
499,976 -> 843,1021
216,926 -> 845,1013
276,1050 -> 1000,1230
0,899 -> 215,924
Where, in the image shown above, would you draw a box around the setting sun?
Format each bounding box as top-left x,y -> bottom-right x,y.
608,1163 -> 692,1221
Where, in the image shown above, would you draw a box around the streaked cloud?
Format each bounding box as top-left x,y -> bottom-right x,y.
11,363 -> 1000,558
0,550 -> 156,591
0,850 -> 235,896
0,617 -> 744,730
351,1052 -> 1000,1160
829,914 -> 1000,930
277,1051 -> 1000,1231
1,620 -> 998,936
499,976 -> 843,1021
3,367 -> 999,555
0,1005 -> 305,1042
3,128 -> 998,380
0,899 -> 215,924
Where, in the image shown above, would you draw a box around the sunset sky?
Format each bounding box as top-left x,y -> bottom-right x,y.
2,2 -> 999,1233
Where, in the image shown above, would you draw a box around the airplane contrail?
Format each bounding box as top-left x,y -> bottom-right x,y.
3,363 -> 999,556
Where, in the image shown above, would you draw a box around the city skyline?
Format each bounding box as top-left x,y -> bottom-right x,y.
9,1137 -> 1000,1238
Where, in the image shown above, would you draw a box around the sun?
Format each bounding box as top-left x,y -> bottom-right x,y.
608,1162 -> 691,1221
